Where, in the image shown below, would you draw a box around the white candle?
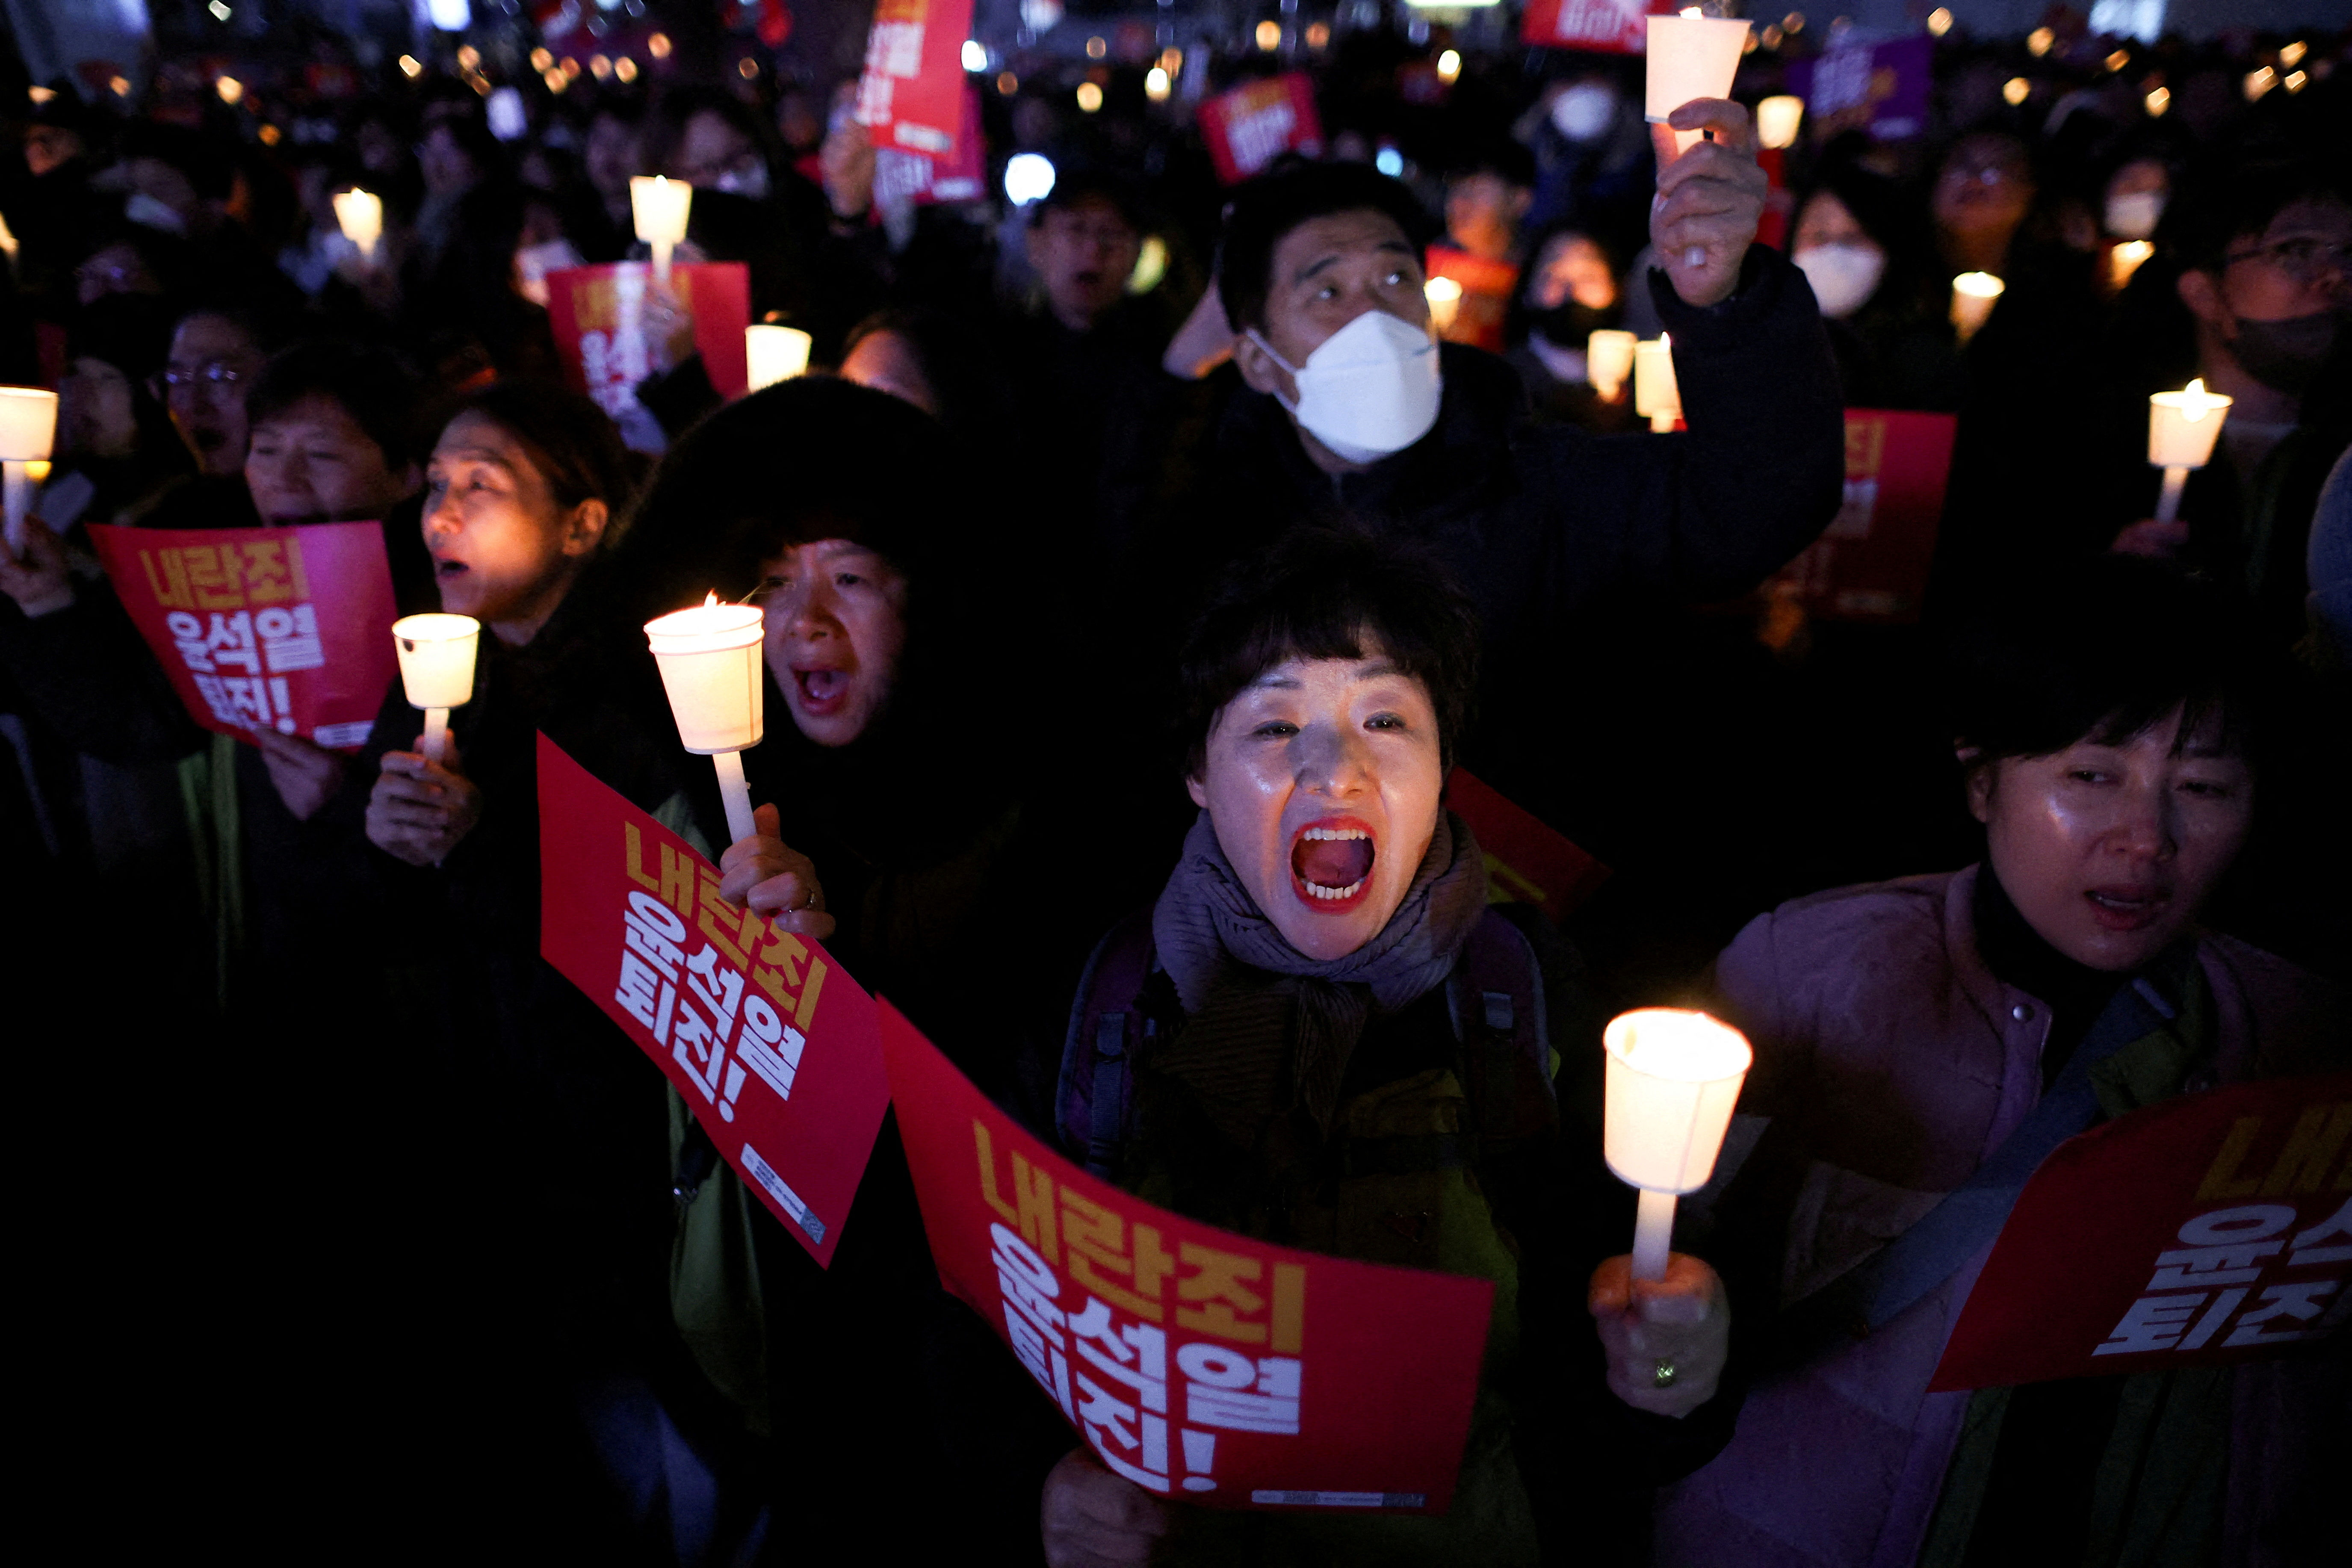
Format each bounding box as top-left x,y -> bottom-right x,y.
392,612 -> 481,763
647,593 -> 765,844
1602,1008 -> 1752,1280
1634,335 -> 1681,433
1587,329 -> 1638,401
1646,11 -> 1752,142
2147,378 -> 2232,523
1950,271 -> 2004,343
1756,94 -> 1805,151
2109,239 -> 2154,291
332,189 -> 383,263
745,324 -> 813,391
1424,275 -> 1463,334
0,386 -> 59,553
631,175 -> 694,286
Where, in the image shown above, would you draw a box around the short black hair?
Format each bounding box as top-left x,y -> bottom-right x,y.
1941,555 -> 2262,771
1215,162 -> 1435,334
1030,169 -> 1146,233
441,379 -> 635,540
246,340 -> 422,472
2168,156 -> 2352,275
1177,529 -> 1480,780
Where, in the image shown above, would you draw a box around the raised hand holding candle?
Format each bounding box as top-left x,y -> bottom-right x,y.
1950,271 -> 2004,344
1646,9 -> 1753,155
0,386 -> 59,554
1588,329 -> 1638,402
646,593 -> 765,845
1634,335 -> 1681,433
631,176 -> 694,285
391,613 -> 481,763
332,189 -> 383,264
1602,1008 -> 1752,1281
745,324 -> 813,391
2147,378 -> 2232,523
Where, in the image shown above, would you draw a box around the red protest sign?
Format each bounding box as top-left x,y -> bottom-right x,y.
536,732 -> 891,1268
1520,0 -> 1675,54
1932,1073 -> 2352,1391
1447,768 -> 1610,921
874,86 -> 986,208
1199,74 -> 1324,186
854,0 -> 973,161
881,1002 -> 1494,1512
87,521 -> 397,751
544,262 -> 753,416
1765,409 -> 1956,624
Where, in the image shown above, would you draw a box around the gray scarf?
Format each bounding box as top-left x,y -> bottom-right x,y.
1146,808 -> 1489,1142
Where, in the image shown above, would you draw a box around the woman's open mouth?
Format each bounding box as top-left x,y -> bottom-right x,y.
434,557 -> 469,579
791,665 -> 851,718
1291,818 -> 1375,912
2084,886 -> 2169,933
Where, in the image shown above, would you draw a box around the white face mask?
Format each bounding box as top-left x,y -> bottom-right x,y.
1551,83 -> 1618,144
2105,191 -> 2164,241
1249,310 -> 1443,465
1794,242 -> 1887,320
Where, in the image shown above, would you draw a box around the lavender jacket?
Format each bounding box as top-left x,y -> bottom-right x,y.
1654,866 -> 2346,1568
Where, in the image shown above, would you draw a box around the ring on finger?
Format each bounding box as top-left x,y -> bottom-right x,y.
1652,1359 -> 1678,1389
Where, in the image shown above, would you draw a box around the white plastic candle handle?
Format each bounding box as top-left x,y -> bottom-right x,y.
2155,467 -> 2189,525
651,239 -> 675,287
422,706 -> 450,764
3,460 -> 30,554
713,747 -> 758,847
1634,1189 -> 1678,1282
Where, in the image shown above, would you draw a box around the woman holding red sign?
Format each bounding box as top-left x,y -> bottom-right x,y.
1041,531 -> 1740,1567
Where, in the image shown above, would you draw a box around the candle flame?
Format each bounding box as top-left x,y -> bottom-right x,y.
2183,378 -> 2214,421
1659,331 -> 1671,347
703,590 -> 718,607
1681,5 -> 1703,15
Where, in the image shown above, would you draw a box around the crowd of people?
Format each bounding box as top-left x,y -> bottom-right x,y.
1,11 -> 2346,1566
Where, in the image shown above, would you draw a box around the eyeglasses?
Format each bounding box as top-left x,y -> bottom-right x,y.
157,362 -> 249,393
2224,236 -> 2352,283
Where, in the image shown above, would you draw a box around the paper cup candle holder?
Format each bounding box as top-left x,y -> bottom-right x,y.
746,324 -> 813,391
1634,336 -> 1681,433
391,613 -> 482,763
1646,9 -> 1752,154
647,594 -> 765,845
1602,1008 -> 1753,1280
631,176 -> 694,286
1587,330 -> 1638,403
332,189 -> 383,265
0,385 -> 58,553
2147,379 -> 2232,524
1950,271 -> 2005,344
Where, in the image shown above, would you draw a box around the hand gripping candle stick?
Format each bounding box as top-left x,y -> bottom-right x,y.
1647,9 -> 1753,158
0,386 -> 59,554
1634,335 -> 1681,433
2147,378 -> 2233,524
391,613 -> 482,763
745,324 -> 813,391
1587,329 -> 1638,403
631,176 -> 694,286
332,189 -> 383,265
647,594 -> 765,845
1602,1009 -> 1753,1281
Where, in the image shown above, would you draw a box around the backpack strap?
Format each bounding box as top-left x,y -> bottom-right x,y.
1058,908 -> 1164,1178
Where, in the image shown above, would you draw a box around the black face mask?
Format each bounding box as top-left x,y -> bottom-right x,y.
2228,309 -> 2346,394
1527,300 -> 1619,347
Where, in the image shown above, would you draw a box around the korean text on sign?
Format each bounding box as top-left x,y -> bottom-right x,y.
536,732 -> 892,1267
880,1002 -> 1495,1512
87,521 -> 399,750
1934,1073 -> 2352,1391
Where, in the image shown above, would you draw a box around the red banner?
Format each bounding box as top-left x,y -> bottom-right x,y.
1199,74 -> 1325,186
544,262 -> 753,418
86,521 -> 397,751
881,1001 -> 1494,1511
1447,768 -> 1610,920
873,86 -> 986,208
1765,409 -> 1956,624
536,733 -> 892,1268
854,0 -> 973,162
1520,0 -> 1676,54
1932,1073 -> 2352,1391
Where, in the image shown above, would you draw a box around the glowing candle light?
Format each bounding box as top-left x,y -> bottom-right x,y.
1424,275 -> 1463,334
631,175 -> 693,286
332,189 -> 383,264
1603,1008 -> 1753,1280
1756,94 -> 1804,150
0,386 -> 59,553
647,593 -> 765,844
2146,378 -> 2232,523
745,325 -> 813,390
2109,239 -> 2154,291
1647,10 -> 1753,155
1949,271 -> 2004,344
390,613 -> 482,763
1634,334 -> 1681,433
1587,329 -> 1637,402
